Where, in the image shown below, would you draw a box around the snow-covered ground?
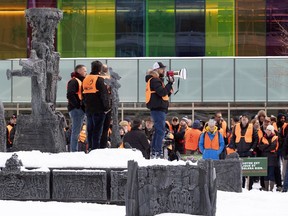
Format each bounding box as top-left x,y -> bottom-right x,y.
0,149 -> 287,216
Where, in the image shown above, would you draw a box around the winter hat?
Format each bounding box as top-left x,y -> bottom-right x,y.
153,62 -> 166,70
192,120 -> 201,129
277,113 -> 286,120
266,125 -> 274,132
132,118 -> 142,128
119,120 -> 129,127
181,116 -> 189,125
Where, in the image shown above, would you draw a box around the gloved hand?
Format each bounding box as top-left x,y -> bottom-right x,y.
167,75 -> 174,84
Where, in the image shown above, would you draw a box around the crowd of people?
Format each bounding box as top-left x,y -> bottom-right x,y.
5,60 -> 288,193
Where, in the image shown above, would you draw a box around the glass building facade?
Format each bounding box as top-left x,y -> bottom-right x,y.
1,0 -> 288,59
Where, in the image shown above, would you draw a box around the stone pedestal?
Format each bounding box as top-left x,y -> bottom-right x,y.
12,114 -> 66,153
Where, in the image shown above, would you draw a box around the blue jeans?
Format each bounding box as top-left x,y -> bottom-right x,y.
69,108 -> 85,152
86,112 -> 105,150
150,110 -> 166,156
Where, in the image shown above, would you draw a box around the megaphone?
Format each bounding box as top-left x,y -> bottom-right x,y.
166,68 -> 187,80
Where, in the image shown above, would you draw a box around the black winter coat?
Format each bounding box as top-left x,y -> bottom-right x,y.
123,128 -> 150,159
145,74 -> 173,113
66,72 -> 85,112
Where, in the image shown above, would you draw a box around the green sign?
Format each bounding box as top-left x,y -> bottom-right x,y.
242,157 -> 267,176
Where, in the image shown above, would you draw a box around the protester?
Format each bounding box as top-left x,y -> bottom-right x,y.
123,118 -> 150,159
145,61 -> 174,159
184,120 -> 202,155
198,119 -> 225,160
82,60 -> 110,151
66,64 -> 87,152
6,114 -> 17,151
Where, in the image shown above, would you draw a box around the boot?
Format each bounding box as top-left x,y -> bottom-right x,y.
264,181 -> 269,191
269,181 -> 275,191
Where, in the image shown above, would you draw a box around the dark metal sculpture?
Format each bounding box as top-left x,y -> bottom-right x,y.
105,67 -> 122,148
6,8 -> 66,152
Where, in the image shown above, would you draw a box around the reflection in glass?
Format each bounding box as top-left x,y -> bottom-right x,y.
268,59 -> 288,101
116,0 -> 145,57
57,0 -> 86,57
203,59 -> 234,101
175,0 -> 205,56
206,0 -> 235,56
0,1 -> 26,59
236,0 -> 266,56
266,1 -> 288,56
146,0 -> 175,56
235,59 -> 266,101
86,0 -> 115,57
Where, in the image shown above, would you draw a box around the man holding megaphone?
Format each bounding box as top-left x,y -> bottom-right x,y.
145,62 -> 174,159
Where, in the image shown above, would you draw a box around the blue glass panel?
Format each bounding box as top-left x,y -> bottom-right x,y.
116,0 -> 145,57
175,0 -> 205,56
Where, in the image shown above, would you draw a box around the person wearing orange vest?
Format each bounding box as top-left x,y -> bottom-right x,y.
174,116 -> 190,154
185,120 -> 202,154
228,113 -> 258,190
145,61 -> 174,159
214,111 -> 228,159
198,119 -> 225,160
258,125 -> 279,191
6,114 -> 17,151
66,64 -> 87,152
82,60 -> 110,151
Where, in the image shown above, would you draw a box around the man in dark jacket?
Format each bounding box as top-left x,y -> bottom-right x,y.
145,62 -> 174,158
66,64 -> 87,152
228,113 -> 259,190
82,60 -> 110,150
123,118 -> 150,159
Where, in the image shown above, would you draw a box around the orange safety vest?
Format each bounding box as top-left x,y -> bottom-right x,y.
67,77 -> 82,100
220,120 -> 227,138
234,123 -> 253,143
185,128 -> 202,151
6,125 -> 13,145
257,129 -> 263,143
261,135 -> 278,152
145,77 -> 169,104
78,124 -> 87,143
204,131 -> 220,150
83,75 -> 99,94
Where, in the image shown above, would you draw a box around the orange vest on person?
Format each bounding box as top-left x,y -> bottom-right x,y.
261,135 -> 279,153
165,121 -> 173,132
83,75 -> 99,94
272,122 -> 277,132
204,131 -> 220,150
185,128 -> 202,151
220,120 -> 227,138
67,77 -> 82,100
257,129 -> 264,143
234,123 -> 253,143
145,77 -> 169,104
6,125 -> 13,145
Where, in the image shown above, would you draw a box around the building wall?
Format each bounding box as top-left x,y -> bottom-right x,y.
1,0 -> 288,59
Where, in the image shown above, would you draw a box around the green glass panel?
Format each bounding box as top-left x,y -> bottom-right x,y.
0,2 -> 26,59
86,0 -> 115,57
236,0 -> 266,56
146,0 -> 175,57
57,0 -> 86,57
205,0 -> 235,56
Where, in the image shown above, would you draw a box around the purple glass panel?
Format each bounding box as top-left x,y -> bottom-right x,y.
266,0 -> 288,56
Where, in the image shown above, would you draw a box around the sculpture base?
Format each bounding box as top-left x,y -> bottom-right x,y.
12,114 -> 66,153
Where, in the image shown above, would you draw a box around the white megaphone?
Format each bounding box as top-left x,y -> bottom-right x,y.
166,68 -> 187,80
